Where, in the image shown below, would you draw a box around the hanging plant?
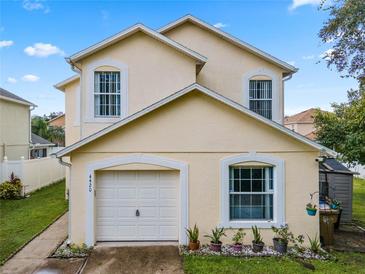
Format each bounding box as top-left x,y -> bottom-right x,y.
306,192 -> 318,216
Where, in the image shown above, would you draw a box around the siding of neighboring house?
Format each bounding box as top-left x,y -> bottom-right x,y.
67,91 -> 320,245
163,22 -> 287,124
0,99 -> 31,160
48,114 -> 65,128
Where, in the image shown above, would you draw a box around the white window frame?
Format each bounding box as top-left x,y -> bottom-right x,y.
85,58 -> 128,123
248,79 -> 273,120
242,68 -> 281,124
220,152 -> 285,228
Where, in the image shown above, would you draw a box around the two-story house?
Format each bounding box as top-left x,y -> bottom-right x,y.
55,15 -> 335,247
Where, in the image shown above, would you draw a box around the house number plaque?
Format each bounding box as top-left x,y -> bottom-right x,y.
88,175 -> 92,193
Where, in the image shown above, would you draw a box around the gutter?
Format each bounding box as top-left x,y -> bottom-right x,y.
58,157 -> 72,244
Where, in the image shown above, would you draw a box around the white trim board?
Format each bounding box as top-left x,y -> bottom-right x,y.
85,154 -> 189,246
220,152 -> 285,228
54,75 -> 80,91
67,24 -> 207,64
159,15 -> 297,74
56,83 -> 336,158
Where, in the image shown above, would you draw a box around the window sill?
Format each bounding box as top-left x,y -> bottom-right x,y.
84,117 -> 122,123
220,220 -> 285,229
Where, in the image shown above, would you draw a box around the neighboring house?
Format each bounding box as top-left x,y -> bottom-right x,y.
48,114 -> 65,128
30,133 -> 55,159
55,15 -> 335,247
0,87 -> 36,161
284,108 -> 317,140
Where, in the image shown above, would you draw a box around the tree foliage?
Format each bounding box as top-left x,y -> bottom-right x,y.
314,88 -> 365,165
31,114 -> 65,146
319,0 -> 365,79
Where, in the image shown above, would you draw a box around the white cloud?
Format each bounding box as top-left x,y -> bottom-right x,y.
302,55 -> 315,60
0,40 -> 14,48
286,60 -> 296,66
7,77 -> 17,84
289,0 -> 321,10
319,48 -> 335,61
24,43 -> 64,57
22,74 -> 40,82
213,22 -> 228,29
22,0 -> 50,13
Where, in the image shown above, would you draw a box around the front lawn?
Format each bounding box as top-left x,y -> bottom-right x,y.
0,180 -> 67,264
353,177 -> 365,227
184,252 -> 365,274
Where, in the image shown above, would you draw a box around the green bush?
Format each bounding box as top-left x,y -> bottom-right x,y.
0,173 -> 23,199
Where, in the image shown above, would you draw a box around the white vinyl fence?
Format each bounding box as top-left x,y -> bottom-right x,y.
0,156 -> 66,194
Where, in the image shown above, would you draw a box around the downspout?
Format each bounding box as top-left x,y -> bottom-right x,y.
29,105 -> 36,159
58,156 -> 72,244
281,73 -> 293,123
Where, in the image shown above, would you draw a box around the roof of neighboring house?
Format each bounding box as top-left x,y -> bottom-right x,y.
31,133 -> 55,147
305,131 -> 317,141
0,87 -> 36,106
159,15 -> 298,74
54,75 -> 79,91
284,108 -> 317,124
47,114 -> 65,126
67,23 -> 207,65
320,158 -> 357,175
55,83 -> 336,158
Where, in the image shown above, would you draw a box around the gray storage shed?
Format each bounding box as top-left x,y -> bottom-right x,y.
319,158 -> 356,223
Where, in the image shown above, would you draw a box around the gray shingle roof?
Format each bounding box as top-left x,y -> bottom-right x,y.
0,87 -> 35,106
31,133 -> 55,146
320,158 -> 355,174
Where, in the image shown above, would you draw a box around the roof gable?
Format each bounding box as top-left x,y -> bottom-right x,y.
159,15 -> 297,74
56,83 -> 335,157
285,108 -> 317,124
67,24 -> 207,65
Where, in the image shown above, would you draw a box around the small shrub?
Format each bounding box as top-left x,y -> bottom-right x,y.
186,224 -> 199,243
232,228 -> 246,245
307,234 -> 321,254
204,227 -> 226,244
252,226 -> 263,244
0,173 -> 23,199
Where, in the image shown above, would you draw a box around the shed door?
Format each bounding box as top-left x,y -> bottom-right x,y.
96,170 -> 179,241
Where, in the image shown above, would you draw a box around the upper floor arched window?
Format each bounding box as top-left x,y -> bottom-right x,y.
249,77 -> 272,119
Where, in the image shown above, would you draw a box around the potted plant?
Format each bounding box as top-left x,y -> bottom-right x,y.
204,227 -> 226,252
306,203 -> 317,216
186,224 -> 200,251
330,199 -> 341,210
271,225 -> 293,254
231,228 -> 246,252
251,226 -> 264,252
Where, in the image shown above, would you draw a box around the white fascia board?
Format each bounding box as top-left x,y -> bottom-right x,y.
56,83 -> 335,158
68,24 -> 207,64
54,75 -> 80,91
159,15 -> 298,73
0,95 -> 36,107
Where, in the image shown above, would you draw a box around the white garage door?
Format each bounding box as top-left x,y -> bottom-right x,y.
96,170 -> 179,241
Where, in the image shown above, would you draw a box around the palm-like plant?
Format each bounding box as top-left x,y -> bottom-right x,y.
186,224 -> 199,243
252,226 -> 263,244
204,227 -> 226,244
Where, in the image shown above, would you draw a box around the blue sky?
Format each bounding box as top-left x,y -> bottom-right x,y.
0,0 -> 357,116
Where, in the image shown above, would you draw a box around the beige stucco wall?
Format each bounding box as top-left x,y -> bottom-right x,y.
0,99 -> 30,161
64,80 -> 81,146
164,22 -> 287,124
286,123 -> 315,136
68,91 -> 319,245
76,31 -> 197,138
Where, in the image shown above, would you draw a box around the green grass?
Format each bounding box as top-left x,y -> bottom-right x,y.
353,177 -> 365,227
184,252 -> 365,274
0,180 -> 67,264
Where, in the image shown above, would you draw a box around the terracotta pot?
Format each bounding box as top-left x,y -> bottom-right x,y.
252,241 -> 264,253
232,244 -> 242,252
188,241 -> 200,251
209,242 -> 222,252
273,238 -> 288,254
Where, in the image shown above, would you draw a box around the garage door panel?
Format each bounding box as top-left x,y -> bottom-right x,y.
96,170 -> 178,241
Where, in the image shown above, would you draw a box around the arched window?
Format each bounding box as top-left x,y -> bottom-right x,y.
221,153 -> 285,228
249,78 -> 272,119
94,71 -> 121,117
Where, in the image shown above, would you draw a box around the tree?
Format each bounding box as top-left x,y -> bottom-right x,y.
319,0 -> 365,79
314,88 -> 365,165
31,114 -> 65,146
31,116 -> 49,139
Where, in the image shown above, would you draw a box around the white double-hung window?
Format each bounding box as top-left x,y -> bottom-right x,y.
249,80 -> 272,119
94,71 -> 121,117
229,166 -> 273,221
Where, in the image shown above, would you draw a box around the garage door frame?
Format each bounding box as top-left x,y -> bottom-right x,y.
85,154 -> 188,246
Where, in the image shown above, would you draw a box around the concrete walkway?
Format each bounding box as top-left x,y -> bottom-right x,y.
0,213 -> 84,274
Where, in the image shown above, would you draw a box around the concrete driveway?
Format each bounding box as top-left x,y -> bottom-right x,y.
82,245 -> 184,274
